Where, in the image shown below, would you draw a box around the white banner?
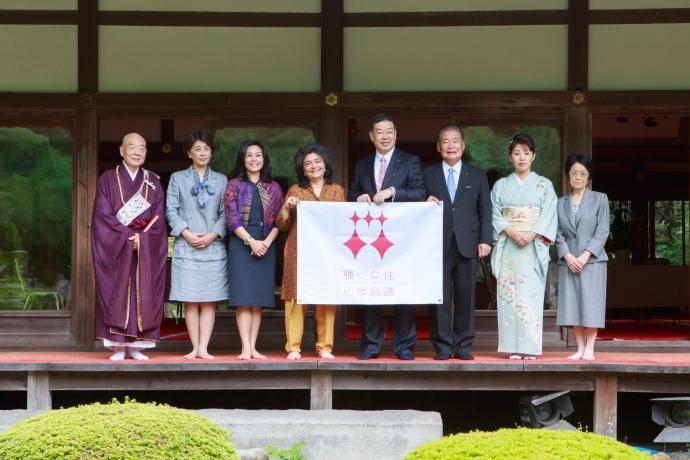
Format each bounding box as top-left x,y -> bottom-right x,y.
296,201 -> 443,305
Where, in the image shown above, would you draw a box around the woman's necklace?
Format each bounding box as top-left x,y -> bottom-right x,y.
311,182 -> 324,197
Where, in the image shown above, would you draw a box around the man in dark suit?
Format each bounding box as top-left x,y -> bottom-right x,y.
424,124 -> 492,360
348,113 -> 426,360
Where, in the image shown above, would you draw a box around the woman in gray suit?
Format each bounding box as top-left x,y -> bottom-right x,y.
166,131 -> 229,359
556,154 -> 610,361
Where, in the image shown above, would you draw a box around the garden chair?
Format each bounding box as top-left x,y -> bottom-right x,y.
9,250 -> 63,310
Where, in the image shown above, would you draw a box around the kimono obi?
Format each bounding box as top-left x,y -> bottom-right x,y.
501,206 -> 541,232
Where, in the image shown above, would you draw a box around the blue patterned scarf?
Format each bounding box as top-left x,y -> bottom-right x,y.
191,168 -> 215,209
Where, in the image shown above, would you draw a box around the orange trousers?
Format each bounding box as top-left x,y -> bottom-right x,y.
284,300 -> 336,353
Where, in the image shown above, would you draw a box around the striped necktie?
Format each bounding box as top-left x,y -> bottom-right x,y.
376,156 -> 388,192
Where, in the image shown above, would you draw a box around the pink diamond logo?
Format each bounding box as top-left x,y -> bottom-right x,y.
350,211 -> 361,225
376,213 -> 387,226
344,229 -> 366,258
363,211 -> 374,226
370,229 -> 394,259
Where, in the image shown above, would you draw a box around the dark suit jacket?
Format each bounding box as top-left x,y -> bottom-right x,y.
347,149 -> 426,202
423,162 -> 492,258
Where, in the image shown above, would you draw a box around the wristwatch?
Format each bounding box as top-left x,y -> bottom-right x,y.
243,236 -> 253,246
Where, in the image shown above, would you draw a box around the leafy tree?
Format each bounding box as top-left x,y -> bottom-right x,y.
0,127 -> 72,308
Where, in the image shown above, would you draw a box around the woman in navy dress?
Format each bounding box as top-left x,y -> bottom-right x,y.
224,140 -> 283,360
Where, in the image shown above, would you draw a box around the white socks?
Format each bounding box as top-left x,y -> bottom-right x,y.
127,349 -> 149,360
109,349 -> 126,361
109,347 -> 149,361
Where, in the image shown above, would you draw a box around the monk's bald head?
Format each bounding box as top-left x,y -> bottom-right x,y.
120,133 -> 147,170
122,133 -> 146,147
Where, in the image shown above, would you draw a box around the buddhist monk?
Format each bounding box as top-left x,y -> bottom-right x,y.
91,133 -> 167,360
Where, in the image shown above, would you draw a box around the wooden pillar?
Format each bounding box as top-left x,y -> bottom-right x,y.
310,370 -> 333,410
593,374 -> 617,438
319,0 -> 345,184
27,371 -> 51,411
77,0 -> 98,93
71,109 -> 98,347
563,107 -> 591,193
567,0 -> 589,92
320,0 -> 347,347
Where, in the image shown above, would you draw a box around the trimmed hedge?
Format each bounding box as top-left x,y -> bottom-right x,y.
0,399 -> 238,460
405,428 -> 647,460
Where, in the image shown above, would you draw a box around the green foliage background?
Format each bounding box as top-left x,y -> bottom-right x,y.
0,127 -> 72,308
212,127 -> 315,187
464,125 -> 562,191
655,201 -> 689,265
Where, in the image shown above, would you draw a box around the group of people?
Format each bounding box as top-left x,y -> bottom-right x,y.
91,113 -> 609,363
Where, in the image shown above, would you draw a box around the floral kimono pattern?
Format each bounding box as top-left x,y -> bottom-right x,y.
490,173 -> 557,355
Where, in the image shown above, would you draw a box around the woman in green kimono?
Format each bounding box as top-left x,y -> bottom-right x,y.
490,134 -> 557,359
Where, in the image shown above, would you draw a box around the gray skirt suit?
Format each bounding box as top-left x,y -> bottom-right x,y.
556,188 -> 610,328
166,167 -> 229,302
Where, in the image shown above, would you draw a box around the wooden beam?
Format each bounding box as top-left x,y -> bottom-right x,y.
99,11 -> 321,27
344,10 -> 568,27
310,370 -> 333,410
3,8 -> 690,27
26,371 -> 51,410
568,0 -> 588,91
78,0 -> 98,94
618,374 -> 690,393
1,90 -> 690,113
331,372 -> 595,391
590,8 -> 690,25
49,371 -> 311,390
593,374 -> 617,438
0,10 -> 77,24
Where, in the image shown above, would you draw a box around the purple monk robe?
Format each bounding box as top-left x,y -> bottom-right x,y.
91,166 -> 168,343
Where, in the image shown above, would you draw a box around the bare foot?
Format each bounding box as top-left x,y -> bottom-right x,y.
237,352 -> 251,360
319,350 -> 335,360
508,354 -> 523,360
581,353 -> 596,361
251,350 -> 266,360
197,351 -> 215,360
183,350 -> 198,359
523,354 -> 537,360
567,351 -> 584,360
287,351 -> 301,360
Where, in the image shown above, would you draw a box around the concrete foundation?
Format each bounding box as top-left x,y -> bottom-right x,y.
1,409 -> 442,460
199,409 -> 442,460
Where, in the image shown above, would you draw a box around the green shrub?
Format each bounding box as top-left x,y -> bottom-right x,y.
0,399 -> 238,460
266,441 -> 307,460
405,428 -> 647,460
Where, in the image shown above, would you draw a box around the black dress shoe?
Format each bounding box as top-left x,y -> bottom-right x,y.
455,352 -> 475,361
433,352 -> 451,361
396,350 -> 415,360
356,351 -> 380,360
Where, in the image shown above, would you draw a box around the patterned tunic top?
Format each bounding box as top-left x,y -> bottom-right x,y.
276,183 -> 345,300
224,178 -> 283,238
